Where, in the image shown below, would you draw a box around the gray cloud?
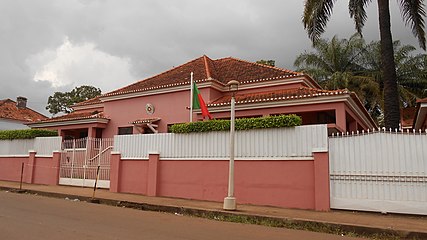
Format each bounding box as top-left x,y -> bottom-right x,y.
0,0 -> 423,115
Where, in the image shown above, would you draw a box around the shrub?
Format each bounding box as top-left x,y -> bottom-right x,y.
0,129 -> 58,140
170,114 -> 302,133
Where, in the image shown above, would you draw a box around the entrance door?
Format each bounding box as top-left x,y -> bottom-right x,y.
59,138 -> 113,188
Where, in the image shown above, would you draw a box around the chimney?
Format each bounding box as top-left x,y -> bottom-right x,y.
16,96 -> 27,109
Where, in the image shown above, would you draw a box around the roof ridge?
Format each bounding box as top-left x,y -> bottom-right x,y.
0,99 -> 14,106
23,106 -> 48,119
0,99 -> 47,121
202,55 -> 213,79
73,96 -> 101,107
216,56 -> 301,75
103,56 -> 206,97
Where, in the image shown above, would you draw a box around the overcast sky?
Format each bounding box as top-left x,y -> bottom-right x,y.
0,0 -> 422,115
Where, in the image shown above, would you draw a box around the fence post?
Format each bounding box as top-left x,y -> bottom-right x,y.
52,151 -> 62,185
147,152 -> 160,197
313,150 -> 330,211
26,151 -> 36,184
109,152 -> 122,193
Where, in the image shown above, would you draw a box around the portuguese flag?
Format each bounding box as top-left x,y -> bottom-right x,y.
192,82 -> 212,119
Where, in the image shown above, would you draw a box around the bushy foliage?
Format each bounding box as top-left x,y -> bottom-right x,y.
256,59 -> 275,67
46,85 -> 101,114
0,129 -> 58,140
170,114 -> 302,133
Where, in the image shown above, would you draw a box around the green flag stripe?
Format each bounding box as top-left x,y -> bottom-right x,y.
192,82 -> 201,109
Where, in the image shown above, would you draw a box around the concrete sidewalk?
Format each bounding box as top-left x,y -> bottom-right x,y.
1,181 -> 426,239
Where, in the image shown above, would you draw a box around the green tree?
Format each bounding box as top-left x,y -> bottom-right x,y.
294,34 -> 366,80
295,35 -> 427,122
294,34 -> 381,119
46,85 -> 101,115
302,0 -> 426,129
256,59 -> 275,67
361,40 -> 427,108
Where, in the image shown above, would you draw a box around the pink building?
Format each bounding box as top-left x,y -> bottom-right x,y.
28,55 -> 377,137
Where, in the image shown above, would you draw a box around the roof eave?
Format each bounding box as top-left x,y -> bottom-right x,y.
207,94 -> 347,111
414,102 -> 427,129
72,103 -> 104,111
205,94 -> 377,130
27,118 -> 109,128
348,92 -> 377,129
300,74 -> 322,89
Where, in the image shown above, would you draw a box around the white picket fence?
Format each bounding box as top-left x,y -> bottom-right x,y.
34,137 -> 63,156
114,125 -> 328,159
0,136 -> 62,157
59,138 -> 113,189
329,130 -> 427,215
0,139 -> 34,156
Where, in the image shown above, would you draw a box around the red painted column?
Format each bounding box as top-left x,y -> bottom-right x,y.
26,151 -> 36,184
147,153 -> 160,197
109,152 -> 122,193
313,151 -> 330,211
335,105 -> 347,133
52,151 -> 61,185
348,121 -> 357,132
88,127 -> 97,139
58,128 -> 65,138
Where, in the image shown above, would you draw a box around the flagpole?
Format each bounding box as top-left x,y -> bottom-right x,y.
190,72 -> 194,122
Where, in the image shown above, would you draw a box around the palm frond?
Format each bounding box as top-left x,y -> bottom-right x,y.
349,0 -> 372,34
398,85 -> 419,107
303,0 -> 337,42
399,0 -> 427,50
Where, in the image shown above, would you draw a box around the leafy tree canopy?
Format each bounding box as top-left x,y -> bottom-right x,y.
294,34 -> 427,124
302,0 -> 427,129
46,85 -> 101,115
256,59 -> 275,67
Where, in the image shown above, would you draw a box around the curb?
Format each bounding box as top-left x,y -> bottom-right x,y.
1,186 -> 426,239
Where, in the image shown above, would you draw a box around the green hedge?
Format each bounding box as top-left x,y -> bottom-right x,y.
170,114 -> 302,133
0,129 -> 58,140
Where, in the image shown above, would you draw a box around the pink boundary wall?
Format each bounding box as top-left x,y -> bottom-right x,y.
0,151 -> 61,185
110,151 -> 330,211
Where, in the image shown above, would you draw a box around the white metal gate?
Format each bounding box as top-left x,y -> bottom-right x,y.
329,130 -> 427,215
59,138 -> 113,188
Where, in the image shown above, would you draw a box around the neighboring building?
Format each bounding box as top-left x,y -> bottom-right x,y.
0,97 -> 47,130
412,98 -> 427,130
400,107 -> 417,130
28,55 -> 377,138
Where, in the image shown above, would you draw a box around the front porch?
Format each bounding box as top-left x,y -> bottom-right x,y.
59,124 -> 106,140
27,111 -> 109,139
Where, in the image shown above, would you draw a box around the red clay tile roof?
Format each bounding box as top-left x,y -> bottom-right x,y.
0,99 -> 47,122
401,107 -> 416,128
103,55 -> 303,97
34,110 -> 107,124
208,87 -> 350,107
73,96 -> 102,107
208,87 -> 377,128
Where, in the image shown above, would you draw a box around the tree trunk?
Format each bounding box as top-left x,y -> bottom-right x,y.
378,0 -> 400,129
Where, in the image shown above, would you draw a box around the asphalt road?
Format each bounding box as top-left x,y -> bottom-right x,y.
0,191 -> 363,240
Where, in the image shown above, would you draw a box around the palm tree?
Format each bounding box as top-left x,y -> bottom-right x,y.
361,40 -> 427,107
302,0 -> 426,129
295,35 -> 427,122
294,34 -> 366,81
294,34 -> 381,119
